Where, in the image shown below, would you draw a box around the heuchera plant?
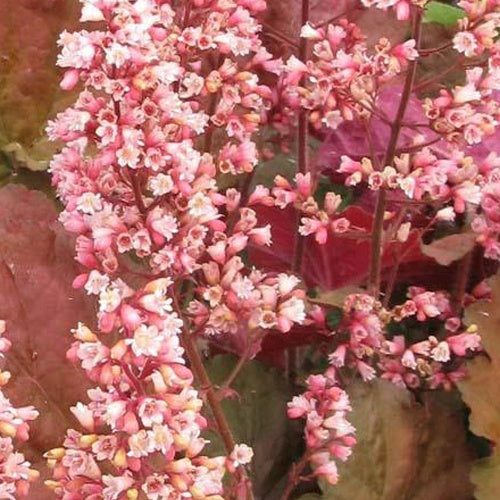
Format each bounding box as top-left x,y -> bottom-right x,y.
1,0 -> 498,498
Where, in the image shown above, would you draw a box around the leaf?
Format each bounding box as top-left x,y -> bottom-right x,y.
0,0 -> 80,168
0,185 -> 94,496
204,355 -> 302,499
311,286 -> 365,308
459,274 -> 500,499
320,380 -> 473,500
250,205 -> 425,291
317,88 -> 438,173
421,233 -> 477,266
423,1 -> 465,26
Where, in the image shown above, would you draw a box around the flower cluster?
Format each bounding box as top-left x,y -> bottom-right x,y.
337,146 -> 500,258
423,66 -> 499,145
0,321 -> 39,499
453,0 -> 499,58
275,20 -> 419,133
326,290 -> 481,390
41,0 -> 497,497
288,374 -> 355,485
472,154 -> 500,260
360,0 -> 428,21
339,147 -> 486,209
249,172 -> 353,245
47,0 -> 308,497
286,282 -> 482,485
45,280 -> 228,498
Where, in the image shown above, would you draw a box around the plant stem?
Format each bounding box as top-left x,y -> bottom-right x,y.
292,0 -> 310,274
222,347 -> 251,389
280,451 -> 310,500
289,0 -> 311,382
130,171 -> 147,214
383,217 -> 436,307
180,330 -> 235,451
262,22 -> 300,48
369,8 -> 423,297
173,291 -> 254,498
452,251 -> 473,315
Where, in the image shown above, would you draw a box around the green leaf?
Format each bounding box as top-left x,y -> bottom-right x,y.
423,1 -> 465,26
459,274 -> 500,499
319,380 -> 473,500
204,355 -> 302,499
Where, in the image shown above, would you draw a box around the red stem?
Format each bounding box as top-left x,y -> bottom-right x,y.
369,8 -> 423,297
292,0 -> 310,274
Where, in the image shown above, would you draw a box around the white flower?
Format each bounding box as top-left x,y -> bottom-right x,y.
300,23 -> 321,40
279,296 -> 306,324
431,341 -> 451,363
148,174 -> 174,196
99,287 -> 121,312
77,192 -> 103,215
277,274 -> 300,295
85,270 -> 110,295
80,2 -> 105,22
188,192 -> 217,219
105,43 -> 130,69
436,207 -> 456,222
152,214 -> 178,241
230,444 -> 254,466
128,325 -> 163,357
453,31 -> 478,58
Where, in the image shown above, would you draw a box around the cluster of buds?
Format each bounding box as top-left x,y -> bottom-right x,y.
47,0 -> 307,496
0,321 -> 39,499
472,154 -> 500,259
423,66 -> 499,145
326,290 -> 481,390
339,147 -> 485,209
249,172 -> 353,244
288,374 -> 356,485
379,321 -> 481,390
287,285 -> 482,484
337,146 -> 500,259
275,20 -> 419,133
42,0 -> 496,496
44,278 -> 228,498
191,266 -> 306,337
453,0 -> 499,58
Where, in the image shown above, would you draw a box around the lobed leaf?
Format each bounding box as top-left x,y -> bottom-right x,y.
0,184 -> 94,495
321,380 -> 473,500
0,0 -> 80,169
459,274 -> 500,499
204,355 -> 302,499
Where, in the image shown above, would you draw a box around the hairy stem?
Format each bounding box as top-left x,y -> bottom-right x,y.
221,347 -> 251,389
369,8 -> 423,297
180,330 -> 236,451
281,451 -> 310,500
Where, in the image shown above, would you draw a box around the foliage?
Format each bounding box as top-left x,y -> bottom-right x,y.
423,1 -> 465,26
0,0 -> 498,498
459,275 -> 500,500
0,0 -> 79,169
319,381 -> 473,500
